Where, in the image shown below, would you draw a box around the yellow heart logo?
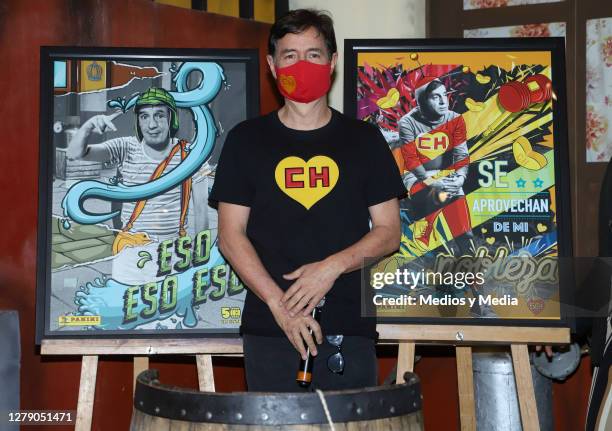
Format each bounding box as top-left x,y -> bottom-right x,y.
513,136 -> 548,170
275,156 -> 339,209
376,88 -> 400,109
416,131 -> 450,161
537,223 -> 547,233
279,74 -> 296,94
486,237 -> 495,245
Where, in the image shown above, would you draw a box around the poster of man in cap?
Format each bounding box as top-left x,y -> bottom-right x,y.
41,52 -> 256,336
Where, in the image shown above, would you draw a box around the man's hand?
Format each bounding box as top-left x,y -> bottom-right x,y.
68,111 -> 123,161
84,112 -> 121,135
281,258 -> 343,317
269,300 -> 323,360
535,345 -> 554,358
440,174 -> 464,196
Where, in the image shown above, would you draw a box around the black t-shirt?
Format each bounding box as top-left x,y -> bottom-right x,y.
209,109 -> 406,338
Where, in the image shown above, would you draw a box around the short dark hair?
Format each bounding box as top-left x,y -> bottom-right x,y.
268,9 -> 337,59
417,80 -> 445,108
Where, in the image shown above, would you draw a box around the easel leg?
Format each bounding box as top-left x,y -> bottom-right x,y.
456,346 -> 476,431
75,355 -> 98,431
133,356 -> 149,393
396,342 -> 415,384
196,354 -> 215,391
511,344 -> 540,431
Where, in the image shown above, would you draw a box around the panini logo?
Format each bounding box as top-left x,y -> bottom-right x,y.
58,315 -> 102,326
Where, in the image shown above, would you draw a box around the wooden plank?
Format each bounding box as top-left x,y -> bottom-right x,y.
378,325 -> 570,344
75,355 -> 98,431
456,346 -> 476,431
40,327 -> 570,356
511,344 -> 540,431
41,337 -> 244,355
396,342 -> 415,384
133,356 -> 149,393
196,354 -> 215,392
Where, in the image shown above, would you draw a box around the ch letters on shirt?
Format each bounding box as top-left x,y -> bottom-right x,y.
274,155 -> 339,209
415,131 -> 450,160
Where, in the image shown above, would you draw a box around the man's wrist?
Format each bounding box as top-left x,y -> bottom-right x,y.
324,254 -> 348,277
264,289 -> 284,308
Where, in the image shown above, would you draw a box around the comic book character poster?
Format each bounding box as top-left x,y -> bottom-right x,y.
36,48 -> 259,339
345,39 -> 571,323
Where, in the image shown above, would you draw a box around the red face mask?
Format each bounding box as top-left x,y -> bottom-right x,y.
274,60 -> 332,103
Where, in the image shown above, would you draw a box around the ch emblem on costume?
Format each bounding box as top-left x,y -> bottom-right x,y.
416,131 -> 450,160
278,74 -> 297,94
275,156 -> 339,209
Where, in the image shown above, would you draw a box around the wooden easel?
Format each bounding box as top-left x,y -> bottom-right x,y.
41,338 -> 243,431
41,325 -> 569,431
377,324 -> 571,431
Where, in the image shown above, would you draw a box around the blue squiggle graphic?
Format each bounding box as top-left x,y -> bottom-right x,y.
62,62 -> 225,225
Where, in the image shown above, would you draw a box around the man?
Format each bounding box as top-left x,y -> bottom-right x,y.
68,87 -> 206,284
210,9 -> 405,391
396,77 -> 473,254
395,77 -> 497,318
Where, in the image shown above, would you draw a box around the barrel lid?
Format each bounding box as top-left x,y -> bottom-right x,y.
134,369 -> 422,425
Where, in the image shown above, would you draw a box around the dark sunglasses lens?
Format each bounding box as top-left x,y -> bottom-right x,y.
327,352 -> 344,373
326,335 -> 343,346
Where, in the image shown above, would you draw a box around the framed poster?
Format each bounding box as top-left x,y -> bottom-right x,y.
37,47 -> 259,340
345,38 -> 572,326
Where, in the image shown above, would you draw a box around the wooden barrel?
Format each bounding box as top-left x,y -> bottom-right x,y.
130,369 -> 423,430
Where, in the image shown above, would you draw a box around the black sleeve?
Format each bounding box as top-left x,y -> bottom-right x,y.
363,125 -> 407,207
209,127 -> 254,208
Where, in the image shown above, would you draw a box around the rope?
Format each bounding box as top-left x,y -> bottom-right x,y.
315,389 -> 336,431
